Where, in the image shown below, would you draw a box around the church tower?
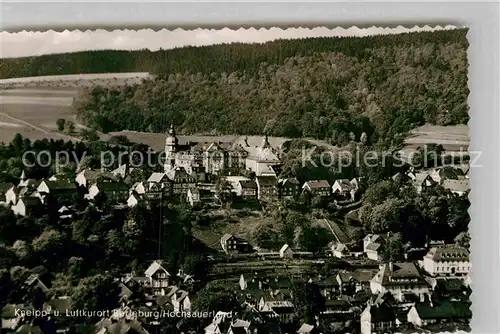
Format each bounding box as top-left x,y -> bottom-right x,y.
164,123 -> 178,172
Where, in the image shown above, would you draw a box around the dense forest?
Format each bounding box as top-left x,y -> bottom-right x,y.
1,29 -> 469,147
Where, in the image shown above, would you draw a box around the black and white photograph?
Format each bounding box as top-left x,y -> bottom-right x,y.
0,25 -> 472,334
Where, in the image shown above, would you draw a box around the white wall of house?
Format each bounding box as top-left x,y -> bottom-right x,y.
12,200 -> 26,216
370,281 -> 429,302
407,307 -> 422,327
360,307 -> 372,334
422,256 -> 470,276
37,181 -> 50,194
366,250 -> 380,261
75,172 -> 87,187
127,195 -> 139,208
85,185 -> 100,200
5,187 -> 17,205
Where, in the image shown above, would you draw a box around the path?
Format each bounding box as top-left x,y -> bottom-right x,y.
0,112 -> 82,142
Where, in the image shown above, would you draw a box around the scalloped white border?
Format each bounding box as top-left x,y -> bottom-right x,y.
1,2 -> 499,334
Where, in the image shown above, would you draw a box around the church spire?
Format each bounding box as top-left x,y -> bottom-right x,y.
261,134 -> 270,148
168,122 -> 176,136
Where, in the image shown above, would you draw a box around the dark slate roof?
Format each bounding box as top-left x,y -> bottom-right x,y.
22,197 -> 42,207
96,181 -> 129,192
44,180 -> 77,191
304,180 -> 330,189
239,180 -> 257,189
367,304 -> 396,322
414,301 -> 472,320
426,245 -> 469,261
256,176 -> 278,187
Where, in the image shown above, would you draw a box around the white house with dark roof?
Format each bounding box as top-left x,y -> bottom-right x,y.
370,262 -> 430,302
236,180 -> 258,198
86,181 -> 129,202
302,180 -> 331,197
360,301 -> 397,334
411,172 -> 436,193
244,136 -> 281,176
145,260 -> 170,295
363,234 -> 388,261
332,179 -> 354,198
76,169 -> 114,187
422,245 -> 470,277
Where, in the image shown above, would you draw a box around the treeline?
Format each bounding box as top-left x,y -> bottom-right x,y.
2,29 -> 469,147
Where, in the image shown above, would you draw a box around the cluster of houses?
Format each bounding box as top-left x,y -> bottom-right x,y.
1,260 -> 196,334
393,165 -> 470,195
217,243 -> 471,334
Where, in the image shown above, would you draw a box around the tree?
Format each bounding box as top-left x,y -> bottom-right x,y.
71,274 -> 120,316
182,254 -> 210,280
193,281 -> 240,313
454,231 -> 470,249
382,233 -> 405,262
56,119 -> 66,131
298,226 -> 332,253
253,225 -> 281,250
215,178 -> 233,207
0,269 -> 12,306
291,281 -> 325,323
64,120 -> 76,135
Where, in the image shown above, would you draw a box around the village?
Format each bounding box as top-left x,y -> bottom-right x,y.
0,124 -> 472,334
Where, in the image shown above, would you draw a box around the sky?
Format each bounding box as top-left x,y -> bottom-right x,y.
0,25 -> 458,59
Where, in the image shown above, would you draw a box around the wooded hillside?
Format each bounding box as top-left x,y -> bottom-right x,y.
1,29 -> 469,146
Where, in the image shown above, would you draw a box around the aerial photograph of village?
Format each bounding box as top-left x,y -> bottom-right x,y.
0,26 -> 471,334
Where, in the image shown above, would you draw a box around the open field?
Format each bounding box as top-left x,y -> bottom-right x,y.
0,72 -> 154,89
1,75 -> 469,158
404,124 -> 469,151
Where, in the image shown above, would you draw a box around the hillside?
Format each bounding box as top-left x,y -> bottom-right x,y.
2,29 -> 469,146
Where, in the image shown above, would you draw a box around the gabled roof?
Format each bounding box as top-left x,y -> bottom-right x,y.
278,177 -> 300,187
413,301 -> 471,320
425,245 -> 469,261
41,180 -> 77,191
144,260 -> 170,278
20,197 -> 42,207
239,180 -> 257,189
303,180 -> 330,189
147,172 -> 169,183
365,303 -> 396,322
366,242 -> 382,251
221,233 -> 235,244
280,244 -> 291,253
94,181 -> 129,192
371,262 -> 424,285
333,179 -> 352,190
256,176 -> 278,187
297,324 -> 314,333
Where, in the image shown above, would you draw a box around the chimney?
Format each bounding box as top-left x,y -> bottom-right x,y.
389,262 -> 393,272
